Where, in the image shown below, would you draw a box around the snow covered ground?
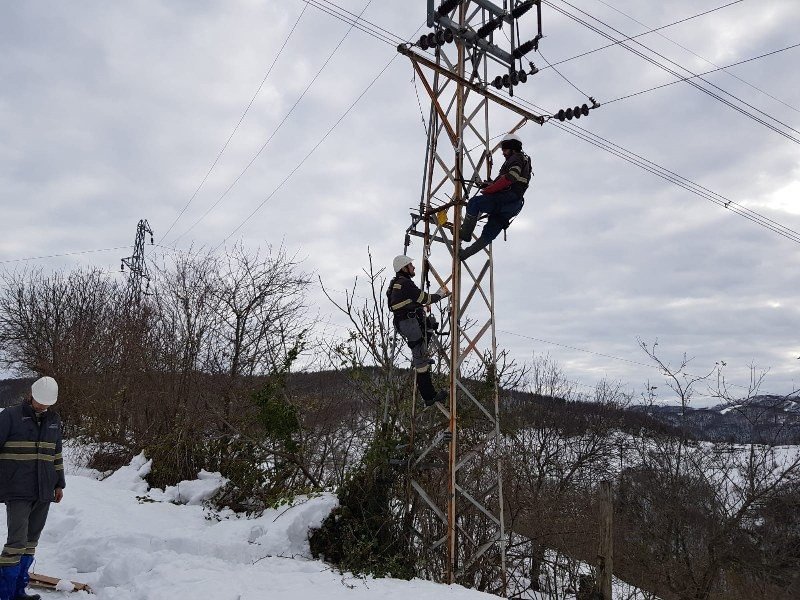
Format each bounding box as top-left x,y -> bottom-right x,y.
0,449 -> 501,600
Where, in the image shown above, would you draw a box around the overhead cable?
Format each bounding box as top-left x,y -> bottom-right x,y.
160,4 -> 309,244
604,42 -> 800,106
212,21 -> 426,251
0,246 -> 131,265
171,0 -> 376,244
512,90 -> 800,244
592,0 -> 800,114
543,0 -> 744,71
544,0 -> 800,145
304,0 -> 403,46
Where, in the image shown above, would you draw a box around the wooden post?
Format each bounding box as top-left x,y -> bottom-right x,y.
597,480 -> 614,599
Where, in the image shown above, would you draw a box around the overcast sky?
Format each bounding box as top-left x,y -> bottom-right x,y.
1,0 -> 798,406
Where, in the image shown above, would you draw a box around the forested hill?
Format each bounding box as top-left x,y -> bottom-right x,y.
3,372 -> 796,443
630,396 -> 800,444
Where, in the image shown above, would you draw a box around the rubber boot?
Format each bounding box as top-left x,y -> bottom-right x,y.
15,556 -> 40,600
0,563 -> 21,600
459,214 -> 478,240
459,237 -> 491,261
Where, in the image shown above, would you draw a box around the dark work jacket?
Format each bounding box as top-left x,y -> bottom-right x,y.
0,403 -> 65,502
496,151 -> 532,198
387,271 -> 443,326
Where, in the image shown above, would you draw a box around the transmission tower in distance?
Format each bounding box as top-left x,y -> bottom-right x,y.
121,219 -> 154,305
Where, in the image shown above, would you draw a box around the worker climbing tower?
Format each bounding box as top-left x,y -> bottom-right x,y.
397,0 -> 547,593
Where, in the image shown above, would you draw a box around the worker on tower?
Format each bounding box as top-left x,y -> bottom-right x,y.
459,133 -> 532,260
0,376 -> 65,600
387,255 -> 451,407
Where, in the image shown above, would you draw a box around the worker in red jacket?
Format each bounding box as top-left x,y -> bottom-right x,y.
459,133 -> 532,260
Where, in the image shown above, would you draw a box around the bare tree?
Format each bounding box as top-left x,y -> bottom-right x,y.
615,346 -> 800,599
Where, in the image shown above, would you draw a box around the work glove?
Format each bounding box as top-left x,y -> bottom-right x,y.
435,287 -> 450,298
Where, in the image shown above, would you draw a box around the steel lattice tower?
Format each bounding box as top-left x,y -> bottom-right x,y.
398,0 -> 546,592
121,219 -> 154,305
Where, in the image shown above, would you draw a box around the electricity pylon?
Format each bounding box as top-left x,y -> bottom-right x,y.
121,219 -> 154,306
398,0 -> 546,593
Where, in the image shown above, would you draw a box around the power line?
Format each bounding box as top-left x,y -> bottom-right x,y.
411,67 -> 430,136
543,0 -> 744,71
497,329 -> 753,393
0,246 -> 131,265
592,0 -> 800,115
303,0 -> 403,46
498,329 -> 655,369
501,88 -> 800,244
160,4 -> 309,244
212,44 -> 406,252
544,0 -> 800,145
546,122 -> 800,244
537,49 -> 593,100
549,0 -> 800,141
604,42 -> 800,105
171,0 -> 376,245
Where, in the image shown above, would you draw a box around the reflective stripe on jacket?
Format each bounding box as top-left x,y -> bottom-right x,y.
0,403 -> 65,502
387,272 -> 443,323
496,151 -> 532,198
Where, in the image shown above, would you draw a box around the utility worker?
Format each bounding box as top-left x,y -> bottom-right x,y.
0,376 -> 65,600
387,255 -> 450,407
459,133 -> 532,260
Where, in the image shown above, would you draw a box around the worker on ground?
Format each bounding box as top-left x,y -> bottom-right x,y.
387,256 -> 451,407
459,133 -> 532,260
0,376 -> 65,600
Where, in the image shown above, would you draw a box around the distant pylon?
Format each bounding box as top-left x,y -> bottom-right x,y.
121,219 -> 154,304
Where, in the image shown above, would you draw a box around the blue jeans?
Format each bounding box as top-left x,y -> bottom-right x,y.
465,190 -> 524,243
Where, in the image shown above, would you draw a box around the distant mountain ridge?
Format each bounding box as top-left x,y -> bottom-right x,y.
630,395 -> 800,444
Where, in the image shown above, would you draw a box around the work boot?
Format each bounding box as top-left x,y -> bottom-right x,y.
459,237 -> 490,261
416,370 -> 437,405
459,214 -> 478,240
14,556 -> 39,600
426,389 -> 448,407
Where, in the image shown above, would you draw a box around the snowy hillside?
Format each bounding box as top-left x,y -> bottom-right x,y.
630,395 -> 800,443
0,449 -> 501,600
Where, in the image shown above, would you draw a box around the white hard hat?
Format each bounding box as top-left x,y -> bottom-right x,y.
393,255 -> 414,273
500,133 -> 523,151
31,376 -> 58,406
